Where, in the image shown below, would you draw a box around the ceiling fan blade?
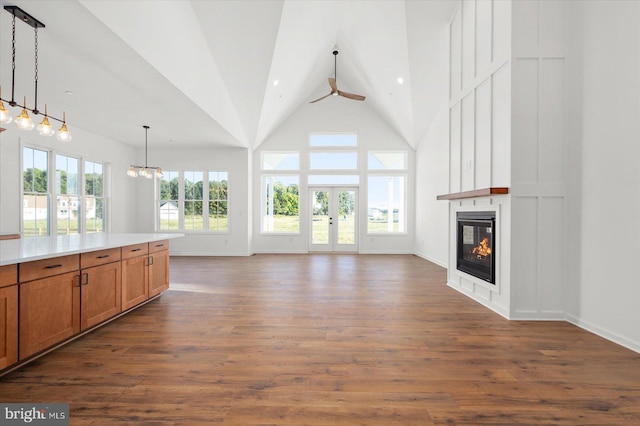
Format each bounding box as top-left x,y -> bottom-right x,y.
309,92 -> 333,103
328,78 -> 338,91
338,90 -> 366,101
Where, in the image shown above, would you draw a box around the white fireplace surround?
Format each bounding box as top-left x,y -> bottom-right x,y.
448,199 -> 510,319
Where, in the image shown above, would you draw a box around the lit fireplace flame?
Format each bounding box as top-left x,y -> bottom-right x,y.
471,237 -> 492,258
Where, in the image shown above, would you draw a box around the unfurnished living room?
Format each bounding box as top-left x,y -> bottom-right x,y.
0,0 -> 639,424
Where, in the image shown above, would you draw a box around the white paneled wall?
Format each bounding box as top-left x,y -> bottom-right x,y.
447,0 -> 512,317
449,0 -> 511,194
510,0 -> 566,319
447,0 -> 566,320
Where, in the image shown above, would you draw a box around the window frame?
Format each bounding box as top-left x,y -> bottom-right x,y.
155,169 -> 230,234
21,143 -> 111,238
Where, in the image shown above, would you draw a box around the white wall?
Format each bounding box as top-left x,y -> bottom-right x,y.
566,0 -> 640,352
134,147 -> 251,256
0,124 -> 137,234
415,105 -> 449,267
411,7 -> 451,268
253,96 -> 415,254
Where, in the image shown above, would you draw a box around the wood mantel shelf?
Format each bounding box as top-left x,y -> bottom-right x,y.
437,187 -> 509,201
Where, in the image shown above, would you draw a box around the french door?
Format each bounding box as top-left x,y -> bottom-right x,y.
309,187 -> 358,252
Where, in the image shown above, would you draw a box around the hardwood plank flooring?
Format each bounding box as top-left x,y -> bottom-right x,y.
1,254 -> 639,424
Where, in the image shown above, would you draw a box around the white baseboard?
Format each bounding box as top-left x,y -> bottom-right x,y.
566,313 -> 640,354
170,251 -> 253,257
413,251 -> 448,268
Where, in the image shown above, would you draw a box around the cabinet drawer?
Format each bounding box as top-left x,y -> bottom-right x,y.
0,264 -> 18,288
19,255 -> 79,283
121,243 -> 149,260
81,247 -> 122,269
149,239 -> 169,253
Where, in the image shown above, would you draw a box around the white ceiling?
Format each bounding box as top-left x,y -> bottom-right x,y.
0,0 -> 456,149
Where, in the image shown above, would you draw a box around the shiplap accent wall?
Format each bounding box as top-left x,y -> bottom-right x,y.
447,0 -> 566,320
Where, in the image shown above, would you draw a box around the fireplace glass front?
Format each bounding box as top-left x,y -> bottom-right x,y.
456,211 -> 496,284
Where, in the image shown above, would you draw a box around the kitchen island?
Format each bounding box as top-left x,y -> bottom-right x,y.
0,233 -> 183,375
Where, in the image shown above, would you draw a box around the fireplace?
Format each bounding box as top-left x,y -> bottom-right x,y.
456,211 -> 496,284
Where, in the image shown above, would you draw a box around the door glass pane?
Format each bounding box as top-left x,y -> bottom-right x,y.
311,190 -> 329,245
337,190 -> 356,245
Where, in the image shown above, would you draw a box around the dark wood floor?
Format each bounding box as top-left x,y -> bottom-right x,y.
1,254 -> 639,425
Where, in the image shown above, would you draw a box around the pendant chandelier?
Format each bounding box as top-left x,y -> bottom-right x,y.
127,125 -> 163,179
0,6 -> 71,141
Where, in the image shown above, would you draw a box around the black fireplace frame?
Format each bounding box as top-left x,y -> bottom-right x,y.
456,211 -> 496,284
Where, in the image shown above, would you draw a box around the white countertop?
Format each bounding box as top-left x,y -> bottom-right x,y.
0,233 -> 184,266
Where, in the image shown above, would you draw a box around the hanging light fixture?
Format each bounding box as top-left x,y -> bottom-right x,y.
0,6 -> 70,139
128,125 -> 163,179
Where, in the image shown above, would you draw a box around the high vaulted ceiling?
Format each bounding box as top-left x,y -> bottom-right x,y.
0,0 -> 456,149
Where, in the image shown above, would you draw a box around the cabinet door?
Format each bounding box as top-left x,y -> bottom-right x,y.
149,250 -> 169,298
20,272 -> 80,360
122,255 -> 148,311
0,285 -> 18,370
82,262 -> 122,330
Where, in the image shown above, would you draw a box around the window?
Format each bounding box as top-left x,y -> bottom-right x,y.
209,171 -> 228,231
367,150 -> 407,234
367,176 -> 406,233
262,175 -> 299,233
159,171 -> 179,230
184,171 -> 204,230
22,147 -> 49,237
56,155 -> 80,235
309,152 -> 358,170
156,170 -> 229,232
22,146 -> 109,237
85,161 -> 105,233
261,150 -> 300,234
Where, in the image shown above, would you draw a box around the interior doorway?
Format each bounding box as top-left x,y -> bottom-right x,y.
309,187 -> 358,252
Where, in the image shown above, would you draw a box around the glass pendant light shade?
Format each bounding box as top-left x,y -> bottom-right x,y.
138,167 -> 147,177
145,170 -> 154,179
37,106 -> 55,136
127,166 -> 138,177
37,116 -> 54,136
56,112 -> 71,142
15,98 -> 34,130
0,101 -> 11,124
156,168 -> 163,179
0,87 -> 12,124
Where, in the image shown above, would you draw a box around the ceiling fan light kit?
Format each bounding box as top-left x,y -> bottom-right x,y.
0,6 -> 71,140
310,49 -> 366,104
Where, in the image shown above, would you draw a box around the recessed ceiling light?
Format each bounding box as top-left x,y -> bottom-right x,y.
273,80 -> 279,87
396,77 -> 404,85
65,90 -> 73,95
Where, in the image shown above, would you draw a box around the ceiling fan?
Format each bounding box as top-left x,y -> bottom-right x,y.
310,49 -> 366,103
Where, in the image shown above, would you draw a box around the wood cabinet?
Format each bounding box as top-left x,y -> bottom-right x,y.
1,236 -> 174,373
80,248 -> 122,330
149,240 -> 169,298
0,265 -> 18,369
121,243 -> 149,311
19,255 -> 80,360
